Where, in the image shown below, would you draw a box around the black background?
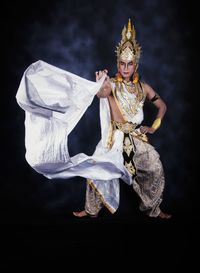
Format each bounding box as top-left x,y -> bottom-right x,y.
1,0 -> 198,271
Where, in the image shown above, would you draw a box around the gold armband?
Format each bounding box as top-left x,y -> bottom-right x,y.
151,118 -> 161,130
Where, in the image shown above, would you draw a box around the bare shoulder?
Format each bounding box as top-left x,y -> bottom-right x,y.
141,82 -> 154,94
110,77 -> 116,83
141,81 -> 159,101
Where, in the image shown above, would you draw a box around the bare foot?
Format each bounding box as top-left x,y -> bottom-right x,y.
158,211 -> 172,219
73,211 -> 88,218
73,210 -> 98,218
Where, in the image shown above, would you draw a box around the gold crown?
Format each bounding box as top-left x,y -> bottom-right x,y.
116,19 -> 141,64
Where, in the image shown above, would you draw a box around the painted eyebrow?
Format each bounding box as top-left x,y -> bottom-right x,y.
120,61 -> 133,65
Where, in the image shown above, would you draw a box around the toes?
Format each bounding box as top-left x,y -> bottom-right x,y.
73,211 -> 87,217
158,212 -> 172,219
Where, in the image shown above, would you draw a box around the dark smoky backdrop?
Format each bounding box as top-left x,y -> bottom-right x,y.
1,0 -> 197,222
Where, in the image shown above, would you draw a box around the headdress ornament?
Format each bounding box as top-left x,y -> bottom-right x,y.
116,19 -> 141,64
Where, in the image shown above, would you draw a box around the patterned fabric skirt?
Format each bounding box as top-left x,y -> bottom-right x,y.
85,121 -> 165,217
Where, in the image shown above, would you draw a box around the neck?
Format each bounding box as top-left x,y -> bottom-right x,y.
123,77 -> 131,83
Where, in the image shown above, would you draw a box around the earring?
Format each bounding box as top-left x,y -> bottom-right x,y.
133,72 -> 139,84
116,72 -> 123,82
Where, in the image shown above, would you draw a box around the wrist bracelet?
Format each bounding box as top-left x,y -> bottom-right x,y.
152,118 -> 161,130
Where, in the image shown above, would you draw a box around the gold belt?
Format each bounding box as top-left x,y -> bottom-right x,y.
111,121 -> 137,134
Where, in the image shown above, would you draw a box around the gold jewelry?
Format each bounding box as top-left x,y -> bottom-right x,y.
123,81 -> 136,94
132,72 -> 139,83
115,18 -> 141,65
116,72 -> 123,82
151,118 -> 161,130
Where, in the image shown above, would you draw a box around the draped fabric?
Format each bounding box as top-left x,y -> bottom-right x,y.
16,60 -> 132,212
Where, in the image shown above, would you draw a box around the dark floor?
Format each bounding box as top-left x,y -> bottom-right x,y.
1,208 -> 198,272
0,176 -> 198,272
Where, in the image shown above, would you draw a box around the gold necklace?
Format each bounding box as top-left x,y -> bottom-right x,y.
123,81 -> 136,94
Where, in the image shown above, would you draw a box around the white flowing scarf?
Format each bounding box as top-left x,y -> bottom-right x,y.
16,60 -> 133,212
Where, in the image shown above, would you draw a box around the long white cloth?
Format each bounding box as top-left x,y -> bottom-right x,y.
16,60 -> 132,212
